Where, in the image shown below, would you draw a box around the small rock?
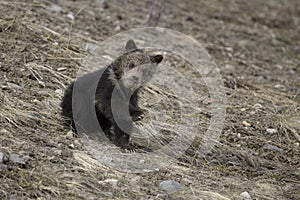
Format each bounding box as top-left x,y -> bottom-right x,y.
266,128 -> 278,134
65,130 -> 74,139
242,121 -> 251,127
47,4 -> 62,12
0,152 -> 4,164
225,64 -> 235,71
115,25 -> 121,31
38,80 -> 45,87
159,180 -> 184,193
53,149 -> 62,156
67,13 -> 75,20
9,154 -> 26,165
55,89 -> 63,95
225,47 -> 233,52
7,82 -> 22,90
74,140 -> 81,147
68,143 -> 75,149
0,128 -> 9,134
181,178 -> 192,185
238,39 -> 250,47
240,108 -> 246,112
240,191 -> 251,199
32,99 -> 41,105
274,84 -> 286,90
99,179 -> 118,186
0,164 -> 8,171
250,110 -> 256,115
262,144 -> 284,154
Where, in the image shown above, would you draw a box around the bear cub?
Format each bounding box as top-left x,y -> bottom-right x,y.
61,40 -> 163,149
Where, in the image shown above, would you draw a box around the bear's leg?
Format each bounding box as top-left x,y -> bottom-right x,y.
112,120 -> 133,149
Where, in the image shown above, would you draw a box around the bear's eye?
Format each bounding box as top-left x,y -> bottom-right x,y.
128,61 -> 135,69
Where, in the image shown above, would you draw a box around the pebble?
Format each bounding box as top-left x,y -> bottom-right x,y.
240,108 -> 246,112
9,194 -> 18,200
0,164 -> 8,171
159,180 -> 184,193
67,13 -> 75,20
53,149 -> 62,156
238,39 -> 250,47
7,82 -> 22,90
47,4 -> 62,12
262,144 -> 284,154
0,152 -> 4,164
225,64 -> 235,71
74,140 -> 81,147
240,191 -> 251,199
0,128 -> 9,134
55,89 -> 63,95
65,130 -> 74,139
242,121 -> 251,127
9,154 -> 26,165
115,25 -> 121,31
266,128 -> 278,134
225,47 -> 233,52
99,179 -> 118,186
250,110 -> 256,115
274,84 -> 286,90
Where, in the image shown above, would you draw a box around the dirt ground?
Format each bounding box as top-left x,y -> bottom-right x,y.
0,0 -> 299,199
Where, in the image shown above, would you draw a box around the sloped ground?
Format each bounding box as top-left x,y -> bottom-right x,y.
0,0 -> 299,199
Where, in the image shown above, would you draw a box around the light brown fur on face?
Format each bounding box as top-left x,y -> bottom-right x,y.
111,50 -> 152,81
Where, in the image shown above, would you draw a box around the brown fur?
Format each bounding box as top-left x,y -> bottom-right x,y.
61,40 -> 163,149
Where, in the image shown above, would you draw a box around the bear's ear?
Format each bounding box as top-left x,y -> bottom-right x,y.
125,40 -> 137,51
151,54 -> 163,64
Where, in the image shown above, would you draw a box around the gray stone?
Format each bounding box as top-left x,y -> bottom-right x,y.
9,154 -> 26,165
240,191 -> 251,199
159,180 -> 184,193
47,4 -> 62,12
0,152 -> 4,164
7,82 -> 22,90
262,144 -> 284,154
266,128 -> 278,134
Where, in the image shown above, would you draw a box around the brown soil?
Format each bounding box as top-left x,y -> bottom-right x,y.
0,0 -> 299,199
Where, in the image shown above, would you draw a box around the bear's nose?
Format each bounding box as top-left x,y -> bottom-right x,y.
132,76 -> 139,83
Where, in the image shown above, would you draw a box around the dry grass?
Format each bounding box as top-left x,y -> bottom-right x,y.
0,0 -> 299,199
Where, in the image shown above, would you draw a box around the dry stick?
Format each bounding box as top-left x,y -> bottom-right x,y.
27,63 -> 72,81
0,1 -> 44,7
